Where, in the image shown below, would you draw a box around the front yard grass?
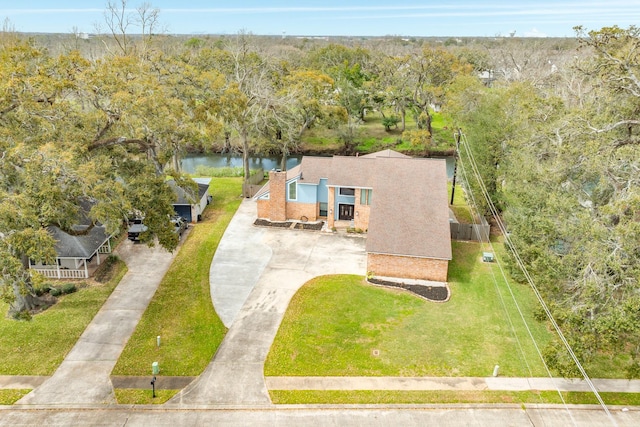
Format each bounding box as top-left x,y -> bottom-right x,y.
265,241 -> 552,378
0,258 -> 127,375
112,177 -> 242,377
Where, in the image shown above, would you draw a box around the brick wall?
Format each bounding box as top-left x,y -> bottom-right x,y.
367,253 -> 449,282
257,199 -> 269,219
327,187 -> 335,229
286,202 -> 318,221
354,189 -> 371,231
269,171 -> 287,222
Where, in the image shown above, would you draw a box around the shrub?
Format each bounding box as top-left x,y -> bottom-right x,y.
382,116 -> 400,131
33,282 -> 50,296
12,310 -> 32,321
61,283 -> 77,295
94,255 -> 121,283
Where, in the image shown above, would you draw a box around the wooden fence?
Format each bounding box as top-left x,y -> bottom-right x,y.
242,168 -> 265,198
450,215 -> 490,242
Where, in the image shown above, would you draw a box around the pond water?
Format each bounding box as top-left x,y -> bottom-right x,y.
182,153 -> 455,179
181,153 -> 302,173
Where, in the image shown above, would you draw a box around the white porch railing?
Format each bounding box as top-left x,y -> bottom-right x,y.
32,268 -> 88,279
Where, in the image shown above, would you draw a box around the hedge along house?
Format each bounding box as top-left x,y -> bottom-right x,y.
254,149 -> 452,282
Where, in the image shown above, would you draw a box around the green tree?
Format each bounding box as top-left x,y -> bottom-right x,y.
409,47 -> 471,136
486,26 -> 640,377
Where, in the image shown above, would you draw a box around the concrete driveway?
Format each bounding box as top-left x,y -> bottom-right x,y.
170,200 -> 367,405
17,238 -> 181,405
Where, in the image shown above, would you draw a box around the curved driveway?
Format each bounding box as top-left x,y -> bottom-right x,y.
170,200 -> 367,405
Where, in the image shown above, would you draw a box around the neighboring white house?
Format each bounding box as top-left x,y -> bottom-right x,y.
29,224 -> 115,279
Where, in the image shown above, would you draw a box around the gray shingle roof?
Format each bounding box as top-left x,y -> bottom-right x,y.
360,149 -> 411,159
48,225 -> 111,258
365,158 -> 452,260
168,180 -> 209,205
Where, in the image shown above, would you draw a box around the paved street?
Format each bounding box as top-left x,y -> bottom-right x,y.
1,404 -> 639,426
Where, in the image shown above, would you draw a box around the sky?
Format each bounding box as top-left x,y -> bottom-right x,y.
1,1 -> 639,38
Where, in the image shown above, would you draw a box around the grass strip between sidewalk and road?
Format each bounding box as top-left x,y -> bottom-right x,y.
114,388 -> 179,404
0,389 -> 31,405
0,258 -> 127,375
269,390 -> 640,406
112,177 -> 242,377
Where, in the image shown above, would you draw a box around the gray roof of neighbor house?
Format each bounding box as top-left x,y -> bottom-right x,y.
168,180 -> 209,205
48,224 -> 111,258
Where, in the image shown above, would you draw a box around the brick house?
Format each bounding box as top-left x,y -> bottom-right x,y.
254,150 -> 452,282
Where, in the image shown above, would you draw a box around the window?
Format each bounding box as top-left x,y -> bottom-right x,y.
319,202 -> 328,217
360,189 -> 373,205
288,181 -> 297,200
339,187 -> 355,196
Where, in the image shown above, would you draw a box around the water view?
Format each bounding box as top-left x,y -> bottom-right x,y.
182,153 -> 455,179
181,153 -> 302,174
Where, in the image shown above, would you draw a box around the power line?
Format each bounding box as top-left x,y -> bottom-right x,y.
457,132 -> 617,426
457,145 -> 566,411
456,155 -> 534,378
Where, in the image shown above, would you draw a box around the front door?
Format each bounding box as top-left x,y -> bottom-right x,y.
338,204 -> 354,220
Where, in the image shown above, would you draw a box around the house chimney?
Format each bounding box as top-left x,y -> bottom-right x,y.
269,170 -> 287,222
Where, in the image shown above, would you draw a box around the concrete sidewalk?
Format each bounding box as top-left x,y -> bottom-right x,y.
266,376 -> 640,393
5,374 -> 640,395
16,238 -> 180,405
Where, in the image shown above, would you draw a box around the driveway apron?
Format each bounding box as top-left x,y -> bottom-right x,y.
18,240 -> 178,405
171,200 -> 367,405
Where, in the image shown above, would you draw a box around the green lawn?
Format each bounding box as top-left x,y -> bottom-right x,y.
265,241 -> 552,377
448,183 -> 474,224
0,389 -> 31,405
299,110 -> 455,155
112,177 -> 242,376
269,390 -> 640,406
0,258 -> 127,375
114,388 -> 179,404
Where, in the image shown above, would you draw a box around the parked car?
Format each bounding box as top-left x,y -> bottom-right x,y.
127,216 -> 188,242
171,215 -> 188,237
127,218 -> 148,242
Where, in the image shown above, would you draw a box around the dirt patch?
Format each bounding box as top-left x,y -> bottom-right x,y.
368,278 -> 450,302
254,219 -> 293,228
254,219 -> 325,231
294,222 -> 324,231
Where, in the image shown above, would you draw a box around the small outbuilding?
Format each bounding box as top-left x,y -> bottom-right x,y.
168,178 -> 211,223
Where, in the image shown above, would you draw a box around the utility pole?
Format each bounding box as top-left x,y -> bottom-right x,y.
450,128 -> 462,205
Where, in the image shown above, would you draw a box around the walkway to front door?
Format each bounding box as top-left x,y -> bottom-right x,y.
338,203 -> 354,220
